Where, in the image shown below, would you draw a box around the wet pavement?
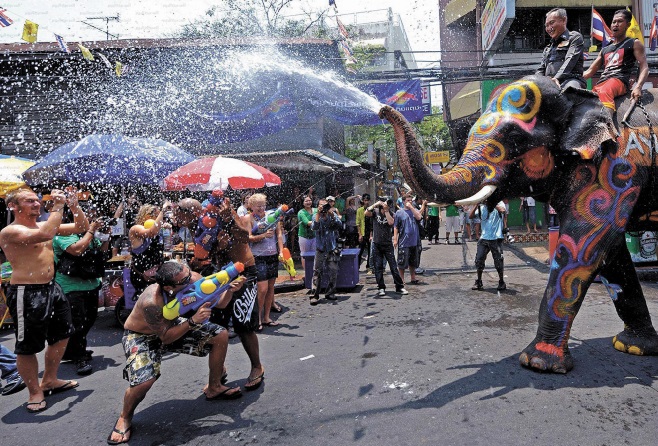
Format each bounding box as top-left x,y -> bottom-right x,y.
1,231 -> 657,445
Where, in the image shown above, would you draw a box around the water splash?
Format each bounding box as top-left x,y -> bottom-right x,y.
31,46 -> 383,156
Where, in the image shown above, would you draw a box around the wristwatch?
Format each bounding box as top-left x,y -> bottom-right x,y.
187,318 -> 198,328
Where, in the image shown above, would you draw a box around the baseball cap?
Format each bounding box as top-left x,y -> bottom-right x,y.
326,196 -> 336,201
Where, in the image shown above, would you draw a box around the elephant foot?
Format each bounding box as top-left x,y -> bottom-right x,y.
612,328 -> 658,356
519,340 -> 574,374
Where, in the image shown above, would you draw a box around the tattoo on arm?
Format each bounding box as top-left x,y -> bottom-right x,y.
143,304 -> 166,331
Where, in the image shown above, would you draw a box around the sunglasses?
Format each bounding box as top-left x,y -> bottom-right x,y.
170,270 -> 192,287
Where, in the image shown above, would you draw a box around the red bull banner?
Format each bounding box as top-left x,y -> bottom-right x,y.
306,79 -> 425,126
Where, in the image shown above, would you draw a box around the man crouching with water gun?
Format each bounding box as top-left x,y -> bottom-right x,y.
107,261 -> 245,445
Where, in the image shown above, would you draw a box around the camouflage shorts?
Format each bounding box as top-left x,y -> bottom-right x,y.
122,318 -> 225,387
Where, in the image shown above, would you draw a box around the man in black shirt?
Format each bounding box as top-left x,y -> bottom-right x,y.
365,198 -> 407,296
536,8 -> 586,89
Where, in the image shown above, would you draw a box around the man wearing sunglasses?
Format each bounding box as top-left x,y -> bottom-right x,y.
108,261 -> 244,445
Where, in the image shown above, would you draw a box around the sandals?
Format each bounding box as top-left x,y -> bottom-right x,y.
245,371 -> 265,391
107,425 -> 132,445
25,400 -> 47,413
205,386 -> 242,400
43,380 -> 79,396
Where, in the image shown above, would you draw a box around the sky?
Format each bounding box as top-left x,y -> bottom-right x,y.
0,0 -> 440,64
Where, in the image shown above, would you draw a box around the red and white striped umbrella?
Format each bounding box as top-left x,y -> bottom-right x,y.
163,156 -> 281,191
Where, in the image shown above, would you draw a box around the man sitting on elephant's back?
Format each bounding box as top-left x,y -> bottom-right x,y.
583,9 -> 649,111
536,8 -> 586,89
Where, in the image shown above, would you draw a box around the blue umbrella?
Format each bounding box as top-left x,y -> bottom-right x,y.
24,134 -> 195,186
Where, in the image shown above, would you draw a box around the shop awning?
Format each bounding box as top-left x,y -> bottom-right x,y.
231,148 -> 367,174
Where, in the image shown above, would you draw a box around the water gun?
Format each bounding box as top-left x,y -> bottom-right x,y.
279,247 -> 296,279
253,205 -> 293,234
194,189 -> 225,260
162,261 -> 244,320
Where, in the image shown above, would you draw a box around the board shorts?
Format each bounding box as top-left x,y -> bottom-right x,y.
209,265 -> 259,334
254,254 -> 279,282
397,246 -> 419,269
122,319 -> 225,387
6,282 -> 74,355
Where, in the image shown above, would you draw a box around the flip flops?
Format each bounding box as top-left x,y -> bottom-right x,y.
24,400 -> 47,413
205,386 -> 242,400
262,320 -> 279,327
43,380 -> 79,396
245,371 -> 264,391
107,425 -> 132,445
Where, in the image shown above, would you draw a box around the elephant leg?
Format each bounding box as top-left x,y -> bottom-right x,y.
518,234 -> 601,373
598,241 -> 658,356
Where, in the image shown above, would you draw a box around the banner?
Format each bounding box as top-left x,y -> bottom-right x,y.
184,85 -> 298,144
306,79 -> 424,126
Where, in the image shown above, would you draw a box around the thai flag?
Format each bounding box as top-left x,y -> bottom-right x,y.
591,8 -> 612,47
0,9 -> 13,27
54,34 -> 70,53
650,15 -> 658,52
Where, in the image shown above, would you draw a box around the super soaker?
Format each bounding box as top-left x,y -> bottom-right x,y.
162,261 -> 244,320
254,205 -> 293,234
279,247 -> 296,279
193,189 -> 225,261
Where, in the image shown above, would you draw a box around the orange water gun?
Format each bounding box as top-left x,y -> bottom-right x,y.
279,247 -> 296,279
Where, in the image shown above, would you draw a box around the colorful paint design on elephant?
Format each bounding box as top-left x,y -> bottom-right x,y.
548,147 -> 641,346
456,81 -> 544,186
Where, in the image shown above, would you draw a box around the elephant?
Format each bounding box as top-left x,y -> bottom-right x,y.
379,74 -> 658,373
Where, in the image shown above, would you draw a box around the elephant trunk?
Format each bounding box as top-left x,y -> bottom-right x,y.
379,105 -> 489,204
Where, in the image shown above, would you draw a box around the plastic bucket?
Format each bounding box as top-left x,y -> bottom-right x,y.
548,226 -> 560,261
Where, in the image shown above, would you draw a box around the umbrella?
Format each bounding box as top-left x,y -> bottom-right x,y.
0,155 -> 36,197
163,156 -> 281,191
23,134 -> 195,186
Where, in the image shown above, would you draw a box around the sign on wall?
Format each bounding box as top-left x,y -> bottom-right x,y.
481,0 -> 515,55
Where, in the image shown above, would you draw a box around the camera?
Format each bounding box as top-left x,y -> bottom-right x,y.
377,196 -> 394,208
320,203 -> 332,214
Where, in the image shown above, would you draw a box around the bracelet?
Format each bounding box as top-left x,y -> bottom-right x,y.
187,318 -> 198,328
86,231 -> 94,236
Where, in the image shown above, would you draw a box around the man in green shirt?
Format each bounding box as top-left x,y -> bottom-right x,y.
53,217 -> 111,375
426,203 -> 441,244
445,204 -> 461,244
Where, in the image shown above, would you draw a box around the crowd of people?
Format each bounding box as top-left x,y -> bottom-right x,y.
0,8 -> 649,443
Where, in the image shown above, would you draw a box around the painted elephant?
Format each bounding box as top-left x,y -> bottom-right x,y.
379,75 -> 658,373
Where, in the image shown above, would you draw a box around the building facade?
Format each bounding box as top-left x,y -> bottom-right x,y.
438,0 -> 655,153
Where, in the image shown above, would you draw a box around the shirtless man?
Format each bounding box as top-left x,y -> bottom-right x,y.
0,187 -> 89,413
108,261 -> 243,445
175,195 -> 265,392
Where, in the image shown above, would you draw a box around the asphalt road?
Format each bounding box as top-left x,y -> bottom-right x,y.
2,237 -> 658,445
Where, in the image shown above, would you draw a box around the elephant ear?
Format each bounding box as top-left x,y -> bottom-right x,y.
559,87 -> 618,160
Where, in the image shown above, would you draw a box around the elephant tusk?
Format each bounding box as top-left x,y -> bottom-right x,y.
455,185 -> 498,206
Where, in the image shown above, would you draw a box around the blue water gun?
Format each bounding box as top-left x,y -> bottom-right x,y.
162,261 -> 244,320
194,189 -> 225,259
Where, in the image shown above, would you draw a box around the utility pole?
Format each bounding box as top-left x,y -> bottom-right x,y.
82,15 -> 120,40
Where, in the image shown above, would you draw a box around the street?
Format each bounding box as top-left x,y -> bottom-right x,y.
2,236 -> 658,445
